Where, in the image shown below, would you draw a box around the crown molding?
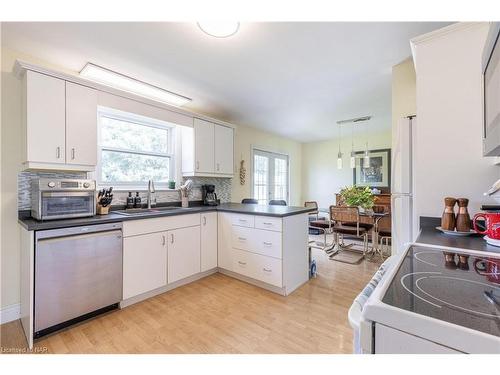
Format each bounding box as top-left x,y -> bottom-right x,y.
410,22 -> 490,70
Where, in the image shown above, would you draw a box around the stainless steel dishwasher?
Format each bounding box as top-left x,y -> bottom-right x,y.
34,223 -> 123,338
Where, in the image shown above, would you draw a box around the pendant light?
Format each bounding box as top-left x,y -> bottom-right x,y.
350,123 -> 356,169
337,123 -> 343,169
363,142 -> 370,168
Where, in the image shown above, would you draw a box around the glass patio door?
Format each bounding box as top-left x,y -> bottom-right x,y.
252,148 -> 289,205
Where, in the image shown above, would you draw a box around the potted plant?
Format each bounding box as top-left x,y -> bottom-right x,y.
339,185 -> 375,213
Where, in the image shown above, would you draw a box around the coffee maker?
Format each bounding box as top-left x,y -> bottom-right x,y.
202,184 -> 218,206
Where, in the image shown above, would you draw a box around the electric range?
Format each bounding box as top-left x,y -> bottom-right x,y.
360,244 -> 500,353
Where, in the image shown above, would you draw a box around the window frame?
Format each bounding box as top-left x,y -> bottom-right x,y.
251,147 -> 290,205
96,106 -> 175,190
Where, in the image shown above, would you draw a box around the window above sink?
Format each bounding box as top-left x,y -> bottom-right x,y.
96,107 -> 176,190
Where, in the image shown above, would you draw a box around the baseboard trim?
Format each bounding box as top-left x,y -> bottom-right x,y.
0,303 -> 21,324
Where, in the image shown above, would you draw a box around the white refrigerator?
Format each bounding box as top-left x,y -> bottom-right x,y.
391,116 -> 415,254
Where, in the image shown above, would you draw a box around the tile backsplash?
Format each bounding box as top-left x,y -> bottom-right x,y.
18,171 -> 232,210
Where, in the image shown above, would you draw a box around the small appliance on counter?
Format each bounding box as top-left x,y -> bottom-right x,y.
31,178 -> 96,221
202,184 -> 218,206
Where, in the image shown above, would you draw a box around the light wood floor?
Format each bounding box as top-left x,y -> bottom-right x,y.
0,247 -> 382,354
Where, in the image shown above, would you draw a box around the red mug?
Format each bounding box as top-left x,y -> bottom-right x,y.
474,258 -> 500,284
473,212 -> 500,240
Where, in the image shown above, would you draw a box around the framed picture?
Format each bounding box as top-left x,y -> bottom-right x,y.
353,148 -> 391,189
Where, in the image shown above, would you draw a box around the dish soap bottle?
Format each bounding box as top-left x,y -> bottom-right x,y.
134,192 -> 141,208
126,192 -> 134,209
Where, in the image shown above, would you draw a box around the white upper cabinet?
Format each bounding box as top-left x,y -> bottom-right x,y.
22,70 -> 98,171
214,124 -> 234,174
182,118 -> 234,177
194,118 -> 215,173
65,82 -> 98,166
23,70 -> 66,165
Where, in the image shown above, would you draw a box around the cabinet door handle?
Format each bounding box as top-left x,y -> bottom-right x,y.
203,216 -> 207,225
263,222 -> 272,226
196,161 -> 200,170
56,147 -> 61,159
170,234 -> 174,244
238,261 -> 247,266
71,148 -> 75,160
238,218 -> 247,222
162,235 -> 166,246
263,241 -> 273,246
216,163 -> 220,171
238,237 -> 246,241
263,268 -> 272,273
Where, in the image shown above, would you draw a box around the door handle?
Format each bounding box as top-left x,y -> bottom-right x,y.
196,161 -> 200,170
71,148 -> 75,160
263,268 -> 272,273
170,233 -> 174,244
238,261 -> 246,266
162,235 -> 166,246
217,163 -> 220,171
56,147 -> 61,159
263,241 -> 272,246
238,237 -> 246,241
203,216 -> 207,225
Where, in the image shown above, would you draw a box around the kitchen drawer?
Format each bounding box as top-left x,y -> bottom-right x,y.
230,214 -> 255,228
123,213 -> 200,237
232,249 -> 282,287
231,226 -> 282,258
255,216 -> 282,232
232,248 -> 254,279
252,252 -> 282,287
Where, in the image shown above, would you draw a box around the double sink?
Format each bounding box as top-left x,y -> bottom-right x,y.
113,206 -> 193,217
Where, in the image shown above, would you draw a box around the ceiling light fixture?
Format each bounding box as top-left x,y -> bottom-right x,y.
79,63 -> 192,107
197,22 -> 240,38
350,124 -> 356,169
337,122 -> 343,170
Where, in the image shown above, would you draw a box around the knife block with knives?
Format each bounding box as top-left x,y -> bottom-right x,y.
97,187 -> 113,215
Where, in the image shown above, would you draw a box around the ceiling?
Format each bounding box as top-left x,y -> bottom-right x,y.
2,22 -> 449,142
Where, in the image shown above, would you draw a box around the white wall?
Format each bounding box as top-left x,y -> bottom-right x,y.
412,23 -> 500,220
232,125 -> 303,206
301,130 -> 392,209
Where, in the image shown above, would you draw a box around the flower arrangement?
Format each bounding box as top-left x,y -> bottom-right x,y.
339,185 -> 375,210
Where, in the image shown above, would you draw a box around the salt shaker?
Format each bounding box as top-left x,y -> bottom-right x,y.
456,198 -> 471,232
441,197 -> 457,231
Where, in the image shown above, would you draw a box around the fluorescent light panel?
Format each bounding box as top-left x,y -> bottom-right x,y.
80,63 -> 191,107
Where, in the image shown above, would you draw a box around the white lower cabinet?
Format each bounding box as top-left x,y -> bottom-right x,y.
167,226 -> 201,284
123,232 -> 167,299
201,212 -> 218,272
218,212 -> 308,295
232,249 -> 282,287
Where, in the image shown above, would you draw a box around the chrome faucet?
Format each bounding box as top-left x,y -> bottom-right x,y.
147,179 -> 156,209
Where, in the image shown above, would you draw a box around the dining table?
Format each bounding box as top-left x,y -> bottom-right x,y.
318,207 -> 390,258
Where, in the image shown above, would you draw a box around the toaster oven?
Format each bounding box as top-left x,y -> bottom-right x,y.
31,179 -> 96,220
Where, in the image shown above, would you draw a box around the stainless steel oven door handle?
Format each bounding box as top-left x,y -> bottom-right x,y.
41,191 -> 94,198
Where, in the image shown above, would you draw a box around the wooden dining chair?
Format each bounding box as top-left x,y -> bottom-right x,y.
329,205 -> 372,256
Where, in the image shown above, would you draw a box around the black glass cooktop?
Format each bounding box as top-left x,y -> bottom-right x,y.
382,246 -> 500,337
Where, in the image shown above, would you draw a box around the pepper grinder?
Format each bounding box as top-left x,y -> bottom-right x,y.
441,197 -> 457,231
455,198 -> 471,232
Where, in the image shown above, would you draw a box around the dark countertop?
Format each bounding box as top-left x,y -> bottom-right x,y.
416,217 -> 500,254
18,203 -> 315,231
